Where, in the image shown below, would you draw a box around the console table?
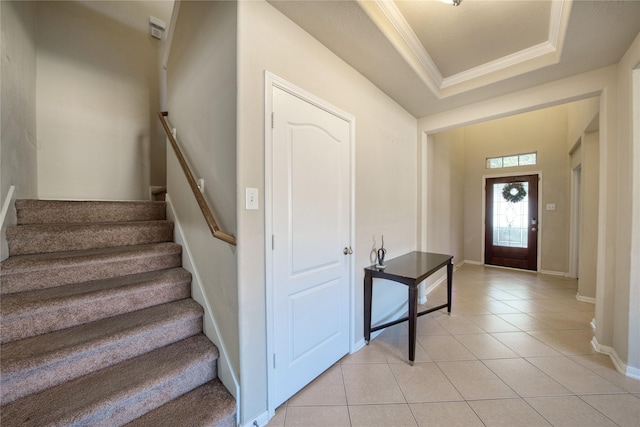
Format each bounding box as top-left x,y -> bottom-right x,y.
364,251 -> 453,365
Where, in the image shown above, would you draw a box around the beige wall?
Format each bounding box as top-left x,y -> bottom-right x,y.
567,96 -> 600,149
614,31 -> 640,376
165,0 -> 239,394
418,60 -> 639,377
35,1 -> 164,200
1,0 -> 38,259
428,129 -> 465,263
166,0 -> 237,233
460,105 -> 570,273
578,131 -> 599,300
237,1 -> 417,423
427,105 -> 574,274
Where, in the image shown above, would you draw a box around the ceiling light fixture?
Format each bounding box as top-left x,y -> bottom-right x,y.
452,0 -> 463,6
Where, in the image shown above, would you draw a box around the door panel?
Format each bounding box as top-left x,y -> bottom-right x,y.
485,175 -> 538,271
272,87 -> 351,407
290,278 -> 341,360
290,126 -> 342,274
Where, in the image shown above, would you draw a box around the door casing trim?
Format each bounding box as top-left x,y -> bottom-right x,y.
263,71 -> 356,418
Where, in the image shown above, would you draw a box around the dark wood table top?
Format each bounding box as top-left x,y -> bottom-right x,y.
364,251 -> 453,284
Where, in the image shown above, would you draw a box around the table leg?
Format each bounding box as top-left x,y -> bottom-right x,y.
447,260 -> 453,315
408,285 -> 418,365
364,272 -> 372,344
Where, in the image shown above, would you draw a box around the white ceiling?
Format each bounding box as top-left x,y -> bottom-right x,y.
268,0 -> 640,117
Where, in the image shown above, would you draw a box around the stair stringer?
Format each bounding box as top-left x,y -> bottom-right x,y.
165,194 -> 240,412
1,185 -> 17,261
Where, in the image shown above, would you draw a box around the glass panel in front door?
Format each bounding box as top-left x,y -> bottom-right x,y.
492,182 -> 528,248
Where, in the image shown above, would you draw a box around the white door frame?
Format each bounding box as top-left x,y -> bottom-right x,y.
263,71 -> 356,417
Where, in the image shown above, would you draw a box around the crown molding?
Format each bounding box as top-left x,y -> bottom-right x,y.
361,0 -> 573,98
374,0 -> 443,86
441,41 -> 556,89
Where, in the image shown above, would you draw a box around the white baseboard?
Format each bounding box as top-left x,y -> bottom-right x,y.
352,338 -> 366,354
1,186 -> 16,261
0,185 -> 15,229
627,364 -> 640,380
165,195 -> 240,403
419,271 -> 449,304
241,410 -> 270,427
591,336 -> 640,380
362,300 -> 410,344
463,261 -> 568,277
540,269 -> 569,276
576,293 -> 596,304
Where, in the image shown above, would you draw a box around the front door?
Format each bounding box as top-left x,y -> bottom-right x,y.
271,85 -> 351,407
485,175 -> 539,271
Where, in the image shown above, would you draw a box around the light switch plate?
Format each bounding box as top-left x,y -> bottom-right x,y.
546,203 -> 556,211
246,188 -> 259,210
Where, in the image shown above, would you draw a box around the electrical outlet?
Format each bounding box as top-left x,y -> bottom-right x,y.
546,203 -> 556,211
246,188 -> 259,210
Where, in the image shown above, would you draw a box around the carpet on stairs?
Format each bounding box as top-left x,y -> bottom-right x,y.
0,199 -> 236,426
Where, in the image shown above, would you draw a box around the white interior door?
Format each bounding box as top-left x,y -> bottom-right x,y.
271,86 -> 351,407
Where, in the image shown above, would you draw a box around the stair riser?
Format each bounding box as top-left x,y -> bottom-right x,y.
7,222 -> 174,256
125,380 -> 236,427
16,200 -> 167,224
1,253 -> 181,294
1,281 -> 191,344
0,199 -> 235,425
0,336 -> 217,427
95,355 -> 216,427
1,317 -> 203,404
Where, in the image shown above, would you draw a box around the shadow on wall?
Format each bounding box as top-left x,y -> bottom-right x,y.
35,1 -> 165,200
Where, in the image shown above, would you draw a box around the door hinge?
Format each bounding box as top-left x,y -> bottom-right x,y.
271,112 -> 275,129
273,353 -> 276,369
272,235 -> 275,250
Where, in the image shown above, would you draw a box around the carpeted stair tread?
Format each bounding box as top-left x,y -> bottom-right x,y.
16,199 -> 166,224
0,268 -> 192,343
7,220 -> 174,256
1,299 -> 204,404
126,379 -> 235,427
0,335 -> 218,427
1,199 -> 236,424
0,242 -> 182,294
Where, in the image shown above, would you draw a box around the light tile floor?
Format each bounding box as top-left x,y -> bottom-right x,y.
266,264 -> 640,427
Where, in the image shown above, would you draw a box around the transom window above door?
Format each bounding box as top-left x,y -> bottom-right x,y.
486,152 -> 537,169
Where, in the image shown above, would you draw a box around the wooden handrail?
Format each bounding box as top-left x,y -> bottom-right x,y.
158,112 -> 237,246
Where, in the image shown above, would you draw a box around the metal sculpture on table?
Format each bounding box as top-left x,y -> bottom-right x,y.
377,235 -> 387,269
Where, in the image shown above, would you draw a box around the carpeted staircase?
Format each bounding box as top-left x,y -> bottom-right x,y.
0,199 -> 236,426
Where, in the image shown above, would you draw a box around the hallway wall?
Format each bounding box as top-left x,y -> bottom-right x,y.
431,106 -> 569,273
578,131 -> 599,299
35,1 -> 164,200
427,129 -> 465,264
0,1 -> 37,260
164,0 -> 239,395
236,1 -> 418,423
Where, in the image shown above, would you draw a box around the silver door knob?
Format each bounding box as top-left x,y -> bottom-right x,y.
531,227 -> 537,232
343,247 -> 353,255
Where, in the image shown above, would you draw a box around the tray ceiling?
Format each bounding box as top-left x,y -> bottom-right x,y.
268,0 -> 640,117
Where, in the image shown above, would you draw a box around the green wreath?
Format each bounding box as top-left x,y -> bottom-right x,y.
502,182 -> 527,203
